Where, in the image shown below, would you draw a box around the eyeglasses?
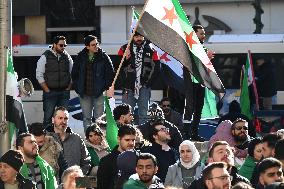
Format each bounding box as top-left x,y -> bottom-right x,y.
58,44 -> 67,47
157,127 -> 169,133
208,175 -> 233,182
266,171 -> 283,178
234,126 -> 248,131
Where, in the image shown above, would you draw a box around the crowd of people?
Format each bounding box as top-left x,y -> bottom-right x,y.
1,24 -> 282,189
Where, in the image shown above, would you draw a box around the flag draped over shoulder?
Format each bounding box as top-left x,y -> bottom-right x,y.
136,0 -> 225,97
240,52 -> 253,119
6,49 -> 27,144
105,96 -> 118,150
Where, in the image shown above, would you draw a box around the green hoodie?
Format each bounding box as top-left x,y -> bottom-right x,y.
20,156 -> 57,189
238,156 -> 258,180
123,178 -> 147,189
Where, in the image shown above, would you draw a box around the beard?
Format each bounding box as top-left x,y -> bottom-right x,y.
233,133 -> 248,143
139,174 -> 153,183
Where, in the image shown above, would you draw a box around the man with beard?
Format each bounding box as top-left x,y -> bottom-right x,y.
113,103 -> 134,127
141,121 -> 177,182
231,119 -> 250,159
117,32 -> 160,125
189,141 -> 250,189
97,124 -> 136,189
47,106 -> 91,174
256,158 -> 284,189
28,122 -> 68,182
36,36 -> 73,129
16,133 -> 57,189
123,153 -> 164,189
159,97 -> 183,133
203,162 -> 232,189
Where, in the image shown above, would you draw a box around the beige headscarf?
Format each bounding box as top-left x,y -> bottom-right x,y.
179,140 -> 200,169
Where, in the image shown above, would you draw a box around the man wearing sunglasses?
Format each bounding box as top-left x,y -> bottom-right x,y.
36,35 -> 73,129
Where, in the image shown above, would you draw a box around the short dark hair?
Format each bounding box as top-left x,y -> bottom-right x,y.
53,106 -> 68,118
208,141 -> 230,157
16,133 -> 33,149
160,97 -> 170,105
262,133 -> 282,149
149,121 -> 165,143
52,36 -> 66,44
136,153 -> 157,167
232,118 -> 248,130
274,139 -> 284,160
118,124 -> 136,138
231,182 -> 254,189
84,35 -> 97,46
113,104 -> 132,121
258,157 -> 282,174
203,162 -> 227,182
85,124 -> 103,139
28,122 -> 46,136
192,25 -> 204,33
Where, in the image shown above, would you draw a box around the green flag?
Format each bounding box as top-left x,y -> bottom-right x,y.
105,96 -> 118,150
240,53 -> 253,119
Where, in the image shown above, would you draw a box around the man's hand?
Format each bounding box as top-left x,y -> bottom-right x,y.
106,85 -> 114,97
207,50 -> 215,60
125,48 -> 131,60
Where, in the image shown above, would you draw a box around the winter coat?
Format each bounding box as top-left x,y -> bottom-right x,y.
71,47 -> 114,98
238,156 -> 258,181
20,156 -> 57,189
164,161 -> 203,188
0,173 -> 36,189
97,146 -> 121,189
85,140 -> 109,176
123,173 -> 164,189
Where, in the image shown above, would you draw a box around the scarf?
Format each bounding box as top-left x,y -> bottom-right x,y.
133,41 -> 145,99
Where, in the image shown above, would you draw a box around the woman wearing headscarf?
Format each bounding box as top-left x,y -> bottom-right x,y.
164,140 -> 203,188
238,137 -> 263,180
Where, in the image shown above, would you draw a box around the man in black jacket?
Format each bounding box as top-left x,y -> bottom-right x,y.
189,141 -> 250,189
97,125 -> 136,189
0,150 -> 36,189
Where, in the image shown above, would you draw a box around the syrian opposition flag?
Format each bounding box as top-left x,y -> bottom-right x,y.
136,0 -> 225,97
6,49 -> 28,145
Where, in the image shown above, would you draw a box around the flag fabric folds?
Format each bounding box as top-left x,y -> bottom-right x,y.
136,0 -> 225,97
240,52 -> 253,119
6,48 -> 27,144
105,96 -> 118,150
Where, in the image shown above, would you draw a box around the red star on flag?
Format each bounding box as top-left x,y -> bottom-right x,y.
185,31 -> 197,49
162,6 -> 177,26
160,53 -> 171,62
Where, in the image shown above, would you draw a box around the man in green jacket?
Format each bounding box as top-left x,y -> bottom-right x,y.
16,133 -> 57,189
123,153 -> 164,189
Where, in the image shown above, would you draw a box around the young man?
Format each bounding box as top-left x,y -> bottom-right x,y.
123,153 -> 164,189
256,157 -> 283,189
141,121 -> 177,182
189,141 -> 250,189
97,124 -> 136,189
113,103 -> 134,127
48,106 -> 91,175
16,133 -> 57,189
72,35 -> 114,130
0,149 -> 36,189
28,122 -> 68,182
36,35 -> 73,128
203,162 -> 231,189
118,32 -> 160,125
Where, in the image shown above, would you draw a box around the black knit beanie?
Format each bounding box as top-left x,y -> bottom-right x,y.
248,137 -> 262,157
0,150 -> 24,172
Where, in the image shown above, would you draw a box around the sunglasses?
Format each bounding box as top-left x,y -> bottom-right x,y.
58,44 -> 67,47
157,127 -> 169,133
234,126 -> 248,131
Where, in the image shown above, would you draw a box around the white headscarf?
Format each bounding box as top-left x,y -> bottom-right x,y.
179,140 -> 200,169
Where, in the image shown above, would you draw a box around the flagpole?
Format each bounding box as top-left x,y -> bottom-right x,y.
111,0 -> 150,87
0,0 -> 12,155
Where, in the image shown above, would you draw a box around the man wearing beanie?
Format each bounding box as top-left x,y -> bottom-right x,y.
0,149 -> 36,189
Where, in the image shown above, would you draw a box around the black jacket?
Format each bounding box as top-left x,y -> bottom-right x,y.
188,166 -> 250,189
137,120 -> 183,152
72,47 -> 114,98
97,146 -> 121,189
0,173 -> 36,189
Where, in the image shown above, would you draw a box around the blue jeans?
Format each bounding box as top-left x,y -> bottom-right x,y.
122,86 -> 151,125
43,90 -> 70,128
79,94 -> 104,131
